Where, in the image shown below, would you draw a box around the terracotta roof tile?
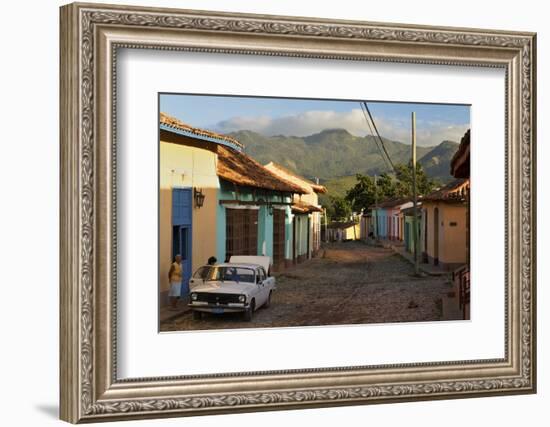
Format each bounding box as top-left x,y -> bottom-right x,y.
264,162 -> 327,194
160,112 -> 244,150
423,178 -> 469,202
376,197 -> 413,209
291,200 -> 323,214
216,145 -> 306,194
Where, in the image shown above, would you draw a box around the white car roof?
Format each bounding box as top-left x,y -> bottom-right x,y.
229,255 -> 270,272
214,263 -> 263,270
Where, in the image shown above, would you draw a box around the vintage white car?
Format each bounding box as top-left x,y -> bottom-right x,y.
188,256 -> 276,321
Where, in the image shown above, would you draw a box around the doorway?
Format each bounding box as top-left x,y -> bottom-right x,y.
172,188 -> 192,295
172,225 -> 192,294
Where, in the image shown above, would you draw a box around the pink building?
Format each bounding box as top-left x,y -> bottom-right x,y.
375,198 -> 413,241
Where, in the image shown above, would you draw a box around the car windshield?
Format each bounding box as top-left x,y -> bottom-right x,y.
192,266 -> 213,280
199,266 -> 255,283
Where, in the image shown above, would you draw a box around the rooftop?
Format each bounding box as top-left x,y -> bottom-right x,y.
292,200 -> 323,214
264,162 -> 327,194
401,205 -> 423,216
216,145 -> 306,194
423,178 -> 470,203
375,197 -> 413,209
160,112 -> 245,151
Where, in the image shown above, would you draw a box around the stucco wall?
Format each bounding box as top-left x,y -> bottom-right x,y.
217,181 -> 293,265
374,209 -> 388,238
440,205 -> 468,265
159,141 -> 219,294
423,202 -> 468,268
344,224 -> 360,240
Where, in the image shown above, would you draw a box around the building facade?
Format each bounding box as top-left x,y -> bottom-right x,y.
327,220 -> 360,242
421,178 -> 470,270
401,205 -> 422,254
159,113 -> 305,306
369,198 -> 413,241
264,162 -> 326,264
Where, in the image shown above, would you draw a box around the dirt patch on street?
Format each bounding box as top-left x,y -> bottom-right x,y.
161,242 -> 455,332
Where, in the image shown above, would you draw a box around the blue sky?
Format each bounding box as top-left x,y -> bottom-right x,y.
160,94 -> 470,147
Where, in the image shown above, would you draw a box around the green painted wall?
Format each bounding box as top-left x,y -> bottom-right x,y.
405,215 -> 420,253
216,180 -> 292,265
257,205 -> 273,258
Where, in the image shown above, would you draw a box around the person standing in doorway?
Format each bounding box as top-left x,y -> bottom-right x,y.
168,254 -> 183,310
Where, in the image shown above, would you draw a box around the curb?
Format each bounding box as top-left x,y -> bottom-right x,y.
390,245 -> 449,277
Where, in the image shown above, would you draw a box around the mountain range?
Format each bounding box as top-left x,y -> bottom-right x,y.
230,128 -> 460,185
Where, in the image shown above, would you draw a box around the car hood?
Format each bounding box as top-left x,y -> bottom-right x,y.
191,281 -> 254,295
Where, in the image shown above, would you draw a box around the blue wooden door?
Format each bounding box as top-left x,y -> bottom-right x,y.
172,188 -> 192,295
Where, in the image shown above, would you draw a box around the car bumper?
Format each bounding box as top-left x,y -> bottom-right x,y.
188,302 -> 248,313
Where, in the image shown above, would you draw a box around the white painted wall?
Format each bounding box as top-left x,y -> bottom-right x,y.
0,1 -> 546,426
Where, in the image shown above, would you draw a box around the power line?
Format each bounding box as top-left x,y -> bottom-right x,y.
359,102 -> 393,172
362,102 -> 397,173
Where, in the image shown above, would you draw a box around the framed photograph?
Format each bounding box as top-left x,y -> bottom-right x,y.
60,2 -> 536,423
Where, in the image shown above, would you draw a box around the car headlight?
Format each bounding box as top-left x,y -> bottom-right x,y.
191,293 -> 198,301
238,295 -> 246,303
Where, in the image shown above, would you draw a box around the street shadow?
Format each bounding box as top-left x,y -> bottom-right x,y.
35,403 -> 58,419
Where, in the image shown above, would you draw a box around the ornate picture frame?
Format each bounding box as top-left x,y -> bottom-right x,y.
60,2 -> 536,423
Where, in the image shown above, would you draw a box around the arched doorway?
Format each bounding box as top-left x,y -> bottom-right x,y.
433,207 -> 439,265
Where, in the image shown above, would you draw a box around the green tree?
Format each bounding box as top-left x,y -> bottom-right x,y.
394,162 -> 438,196
376,172 -> 400,199
328,196 -> 352,221
342,162 -> 437,215
345,174 -> 376,212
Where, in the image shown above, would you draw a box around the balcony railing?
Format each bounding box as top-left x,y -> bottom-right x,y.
452,265 -> 470,320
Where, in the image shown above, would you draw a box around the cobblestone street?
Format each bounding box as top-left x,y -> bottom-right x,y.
160,242 -> 457,332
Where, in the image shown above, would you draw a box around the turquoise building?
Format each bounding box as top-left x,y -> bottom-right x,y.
403,207 -> 421,254
214,144 -> 305,271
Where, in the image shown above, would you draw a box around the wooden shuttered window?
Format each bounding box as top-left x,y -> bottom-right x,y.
226,208 -> 258,260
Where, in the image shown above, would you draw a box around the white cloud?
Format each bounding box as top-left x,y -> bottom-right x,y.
213,109 -> 469,147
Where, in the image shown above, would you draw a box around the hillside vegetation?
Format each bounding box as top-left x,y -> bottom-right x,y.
231,129 -> 459,186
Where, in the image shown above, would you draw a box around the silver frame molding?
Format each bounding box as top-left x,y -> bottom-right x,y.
60,2 -> 537,423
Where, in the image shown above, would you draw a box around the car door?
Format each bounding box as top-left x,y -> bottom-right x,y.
256,267 -> 270,306
263,268 -> 276,291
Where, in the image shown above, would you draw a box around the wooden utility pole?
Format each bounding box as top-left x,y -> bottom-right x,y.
412,112 -> 420,275
373,174 -> 378,240
323,208 -> 328,243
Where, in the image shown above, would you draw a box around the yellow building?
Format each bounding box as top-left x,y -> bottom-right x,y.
421,179 -> 470,270
159,113 -> 305,305
159,114 -> 230,306
327,221 -> 360,242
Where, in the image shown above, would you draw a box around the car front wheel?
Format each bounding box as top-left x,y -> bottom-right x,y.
244,299 -> 255,321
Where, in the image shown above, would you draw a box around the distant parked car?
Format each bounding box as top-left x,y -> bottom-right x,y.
188,256 -> 275,321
